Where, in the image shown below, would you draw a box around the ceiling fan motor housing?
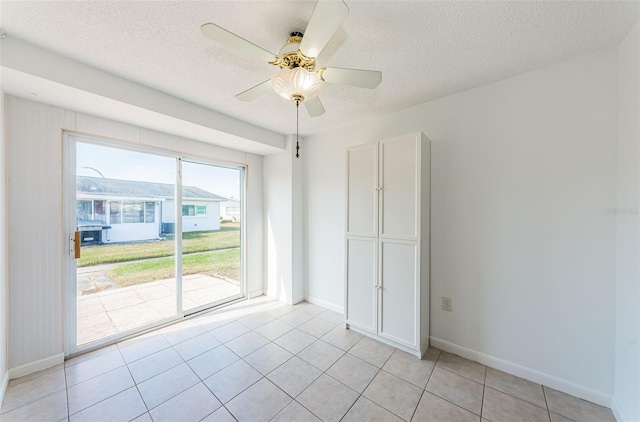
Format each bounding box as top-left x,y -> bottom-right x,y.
271,33 -> 317,71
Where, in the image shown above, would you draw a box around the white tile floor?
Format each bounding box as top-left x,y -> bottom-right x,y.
0,296 -> 617,422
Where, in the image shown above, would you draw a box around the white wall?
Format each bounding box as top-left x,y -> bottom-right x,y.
105,223 -> 160,243
614,20 -> 640,422
304,48 -> 618,404
263,136 -> 304,304
5,96 -> 264,370
0,89 -> 9,403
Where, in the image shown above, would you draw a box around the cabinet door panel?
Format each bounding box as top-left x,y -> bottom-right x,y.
380,136 -> 417,239
346,238 -> 377,333
346,144 -> 377,237
379,241 -> 417,347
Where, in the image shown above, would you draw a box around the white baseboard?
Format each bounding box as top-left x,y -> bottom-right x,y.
265,290 -> 308,306
611,396 -> 630,422
429,337 -> 612,408
8,353 -> 65,380
305,296 -> 344,314
0,370 -> 8,410
247,289 -> 264,299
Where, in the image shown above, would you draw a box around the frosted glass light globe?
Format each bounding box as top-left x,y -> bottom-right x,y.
270,67 -> 324,103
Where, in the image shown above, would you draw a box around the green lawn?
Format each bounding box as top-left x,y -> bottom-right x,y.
107,248 -> 240,287
78,223 -> 240,267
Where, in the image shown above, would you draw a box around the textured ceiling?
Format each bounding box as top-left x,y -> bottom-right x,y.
1,1 -> 638,137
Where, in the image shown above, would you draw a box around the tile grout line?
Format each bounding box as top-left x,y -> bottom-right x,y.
284,329 -> 369,422
542,386 -> 552,422
64,361 -> 71,421
118,344 -> 150,421
426,350 -> 488,418
480,365 -> 487,419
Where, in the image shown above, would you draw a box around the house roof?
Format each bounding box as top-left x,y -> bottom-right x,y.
77,176 -> 225,201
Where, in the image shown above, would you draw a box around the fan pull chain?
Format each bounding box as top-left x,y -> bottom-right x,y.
296,101 -> 300,158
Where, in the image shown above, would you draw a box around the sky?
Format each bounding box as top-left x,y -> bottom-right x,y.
76,142 -> 241,199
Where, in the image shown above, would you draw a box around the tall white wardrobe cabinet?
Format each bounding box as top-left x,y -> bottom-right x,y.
345,132 -> 430,358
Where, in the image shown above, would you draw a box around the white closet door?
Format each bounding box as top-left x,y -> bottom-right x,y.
346,237 -> 377,333
346,144 -> 378,237
379,240 -> 417,347
380,135 -> 418,239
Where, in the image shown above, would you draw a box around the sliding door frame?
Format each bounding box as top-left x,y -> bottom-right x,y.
63,132 -> 247,356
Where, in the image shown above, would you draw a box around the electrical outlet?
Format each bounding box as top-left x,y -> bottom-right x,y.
443,297 -> 453,312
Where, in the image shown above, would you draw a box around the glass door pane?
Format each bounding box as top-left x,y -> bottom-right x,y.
75,141 -> 177,346
181,161 -> 243,313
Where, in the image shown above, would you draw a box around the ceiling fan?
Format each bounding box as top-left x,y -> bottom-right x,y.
201,0 -> 383,118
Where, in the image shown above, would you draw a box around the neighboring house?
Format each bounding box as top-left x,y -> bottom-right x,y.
76,176 -> 224,243
220,199 -> 240,221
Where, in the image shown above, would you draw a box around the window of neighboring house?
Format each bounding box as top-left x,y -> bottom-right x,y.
122,201 -> 144,223
109,201 -> 121,224
116,201 -> 156,223
94,201 -> 107,224
76,200 -> 93,221
145,202 -> 156,223
76,200 -> 108,223
227,207 -> 240,214
182,204 -> 207,216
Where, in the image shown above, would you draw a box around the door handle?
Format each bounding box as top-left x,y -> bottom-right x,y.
74,231 -> 81,259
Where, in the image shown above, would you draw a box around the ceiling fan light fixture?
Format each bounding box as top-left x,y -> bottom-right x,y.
270,67 -> 324,104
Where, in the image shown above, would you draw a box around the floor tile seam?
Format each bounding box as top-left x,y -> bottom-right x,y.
141,377 -> 201,413
361,368 -> 424,421
68,383 -> 139,417
131,383 -> 150,419
160,328 -> 208,347
361,386 -> 416,422
296,340 -> 346,372
377,366 -> 429,390
196,404 -> 226,422
408,389 -> 426,422
296,391 -> 350,422
64,355 -> 71,421
423,387 -> 483,417
120,348 -> 151,416
129,358 -> 184,385
335,392 -> 362,422
65,361 -> 129,388
200,317 -> 238,333
0,386 -> 68,417
185,351 -> 241,383
259,353 -> 304,382
485,384 -> 551,412
421,351 -> 438,391
323,363 -> 379,399
170,336 -> 226,362
293,365 -> 356,404
435,365 -> 486,386
117,338 -> 172,362
201,371 -> 263,407
480,382 -> 486,419
542,385 -> 555,422
120,343 -> 174,365
548,411 -> 578,422
64,347 -> 116,368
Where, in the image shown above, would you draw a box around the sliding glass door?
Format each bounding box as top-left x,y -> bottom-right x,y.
181,161 -> 243,313
66,134 -> 245,353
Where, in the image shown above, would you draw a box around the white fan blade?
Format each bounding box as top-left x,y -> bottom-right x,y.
305,96 -> 325,117
321,67 -> 382,89
236,80 -> 272,102
299,0 -> 349,58
201,23 -> 275,63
